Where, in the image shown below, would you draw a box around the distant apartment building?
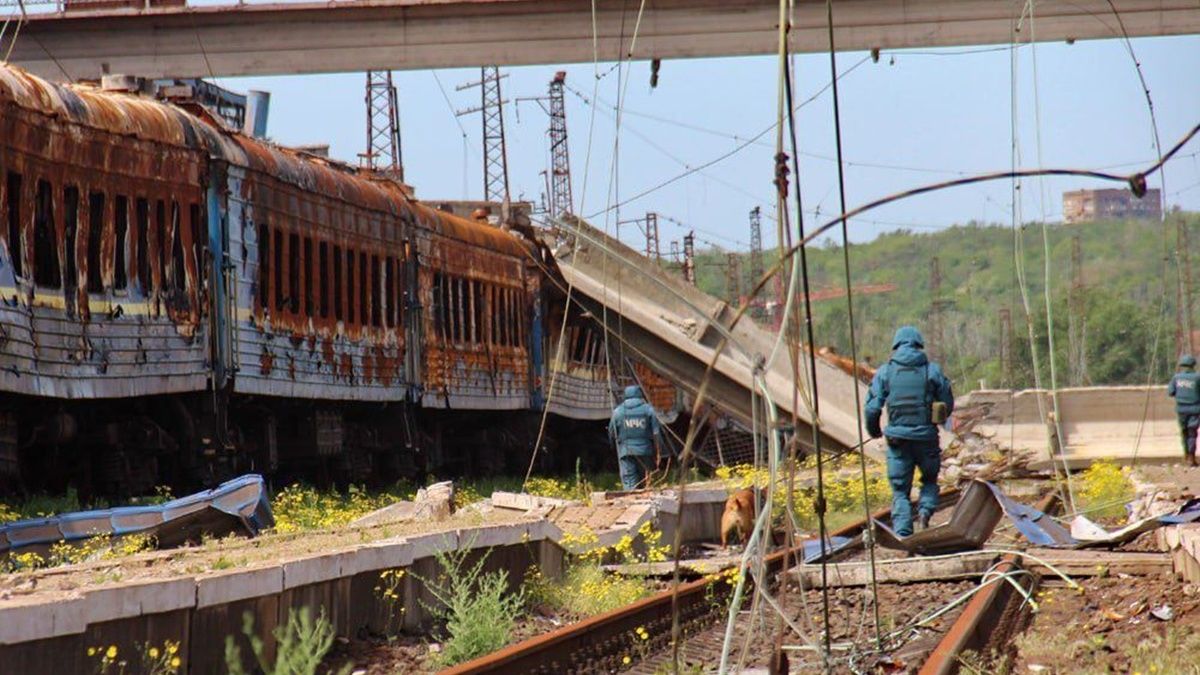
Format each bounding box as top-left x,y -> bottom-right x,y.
1063,188 -> 1162,224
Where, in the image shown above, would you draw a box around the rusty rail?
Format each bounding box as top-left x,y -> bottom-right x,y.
444,490 -> 961,674
919,491 -> 1059,675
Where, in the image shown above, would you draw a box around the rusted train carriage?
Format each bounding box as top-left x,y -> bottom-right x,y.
0,64 -> 549,493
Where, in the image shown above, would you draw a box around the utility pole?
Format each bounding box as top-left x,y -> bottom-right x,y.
644,212 -> 660,262
547,71 -> 573,218
1068,235 -> 1087,386
360,71 -> 403,179
1179,218 -> 1195,356
929,256 -> 950,362
999,307 -> 1012,388
749,207 -> 764,317
682,231 -> 696,286
457,67 -> 510,205
726,252 -> 742,305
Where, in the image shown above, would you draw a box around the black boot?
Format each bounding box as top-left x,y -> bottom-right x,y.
918,511 -> 932,530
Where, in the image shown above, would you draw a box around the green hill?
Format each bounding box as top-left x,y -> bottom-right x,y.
674,213 -> 1199,394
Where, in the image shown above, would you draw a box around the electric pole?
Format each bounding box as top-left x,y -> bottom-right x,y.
683,231 -> 696,286
361,71 -> 403,179
749,207 -> 764,317
644,212 -> 660,262
547,71 -> 572,218
457,67 -> 511,205
999,307 -> 1012,388
726,252 -> 742,305
1068,235 -> 1088,385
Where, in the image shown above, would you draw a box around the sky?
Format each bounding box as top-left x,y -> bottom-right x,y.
226,34 -> 1200,252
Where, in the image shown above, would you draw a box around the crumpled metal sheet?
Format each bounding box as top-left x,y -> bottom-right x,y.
801,535 -> 854,563
874,480 -> 1007,555
0,474 -> 274,556
874,479 -> 1200,555
1066,497 -> 1200,548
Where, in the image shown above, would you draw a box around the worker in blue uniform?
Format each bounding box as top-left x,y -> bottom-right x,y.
1168,354 -> 1200,467
608,385 -> 664,490
864,326 -> 955,536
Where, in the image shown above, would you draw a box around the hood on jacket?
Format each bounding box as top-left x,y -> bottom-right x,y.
890,325 -> 929,368
892,326 -> 925,350
623,385 -> 645,406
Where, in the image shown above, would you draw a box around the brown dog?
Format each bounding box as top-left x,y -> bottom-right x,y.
720,488 -> 756,548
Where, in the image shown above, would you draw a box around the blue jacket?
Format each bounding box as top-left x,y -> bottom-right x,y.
864,326 -> 955,442
1169,370 -> 1200,415
608,385 -> 662,457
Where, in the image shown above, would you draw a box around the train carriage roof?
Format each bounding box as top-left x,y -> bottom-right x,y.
0,64 -> 529,259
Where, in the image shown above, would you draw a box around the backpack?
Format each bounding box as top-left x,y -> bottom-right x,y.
885,363 -> 933,428
1175,372 -> 1200,407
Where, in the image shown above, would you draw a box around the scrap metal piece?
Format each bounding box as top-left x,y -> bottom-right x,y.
1067,497 -> 1200,549
0,474 -> 274,557
874,480 -> 1006,555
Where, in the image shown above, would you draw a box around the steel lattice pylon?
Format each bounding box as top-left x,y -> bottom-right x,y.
644,212 -> 660,261
548,71 -> 573,217
478,66 -> 511,204
362,70 -> 403,179
682,231 -> 696,285
748,207 -> 764,283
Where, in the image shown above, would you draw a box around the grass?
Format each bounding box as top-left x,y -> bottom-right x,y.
715,458 -> 891,533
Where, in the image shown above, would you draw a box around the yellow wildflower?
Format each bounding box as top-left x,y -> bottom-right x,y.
106,645 -> 118,659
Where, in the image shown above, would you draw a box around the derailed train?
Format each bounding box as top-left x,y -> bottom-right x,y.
0,64 -> 672,495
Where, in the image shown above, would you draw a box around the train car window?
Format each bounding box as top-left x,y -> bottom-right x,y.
257,222 -> 269,310
358,251 -> 368,327
345,248 -> 356,325
370,254 -> 381,328
303,237 -> 314,317
62,187 -> 78,293
446,276 -> 458,343
442,274 -> 453,340
33,181 -> 60,288
394,256 -> 404,327
471,280 -> 483,345
135,199 -> 149,292
155,200 -> 167,294
488,285 -> 497,346
430,272 -> 444,337
6,173 -> 21,278
499,284 -> 508,343
287,232 -> 300,315
86,192 -> 105,293
114,196 -> 128,291
319,241 -> 329,319
516,290 -> 525,346
273,228 -> 284,313
384,257 -> 395,328
333,244 -> 344,321
189,203 -> 203,288
508,288 -> 518,347
171,202 -> 186,298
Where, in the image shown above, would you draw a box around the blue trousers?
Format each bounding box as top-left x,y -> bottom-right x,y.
1179,414 -> 1200,458
886,438 -> 941,537
619,454 -> 653,490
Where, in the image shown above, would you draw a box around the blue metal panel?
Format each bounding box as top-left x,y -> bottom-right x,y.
210,168 -> 230,389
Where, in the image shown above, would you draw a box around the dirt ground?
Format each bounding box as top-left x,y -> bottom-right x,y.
992,572 -> 1200,674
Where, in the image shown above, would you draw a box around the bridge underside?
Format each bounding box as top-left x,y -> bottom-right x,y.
5,0 -> 1198,81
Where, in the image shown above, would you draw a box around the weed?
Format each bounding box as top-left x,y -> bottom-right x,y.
527,563 -> 647,617
224,607 -> 351,675
211,555 -> 236,571
419,547 -> 524,666
271,484 -> 407,533
1074,461 -> 1135,521
3,532 -> 156,573
87,640 -> 182,675
372,568 -> 406,635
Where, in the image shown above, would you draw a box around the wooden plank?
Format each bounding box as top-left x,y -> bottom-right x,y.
790,552 -> 1000,588
1024,548 -> 1173,577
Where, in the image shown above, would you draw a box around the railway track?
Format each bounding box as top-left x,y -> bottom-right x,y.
445,487 -> 1059,674
445,491 -> 955,674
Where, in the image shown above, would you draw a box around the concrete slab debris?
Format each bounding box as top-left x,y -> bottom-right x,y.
791,552 -> 1000,588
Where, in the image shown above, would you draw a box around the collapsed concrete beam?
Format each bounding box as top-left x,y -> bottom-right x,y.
554,218 -> 868,454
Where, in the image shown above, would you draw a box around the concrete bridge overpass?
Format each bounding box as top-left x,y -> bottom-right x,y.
3,0 -> 1198,81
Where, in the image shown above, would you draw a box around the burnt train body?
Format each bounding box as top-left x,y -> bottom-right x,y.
0,65 -> 634,495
